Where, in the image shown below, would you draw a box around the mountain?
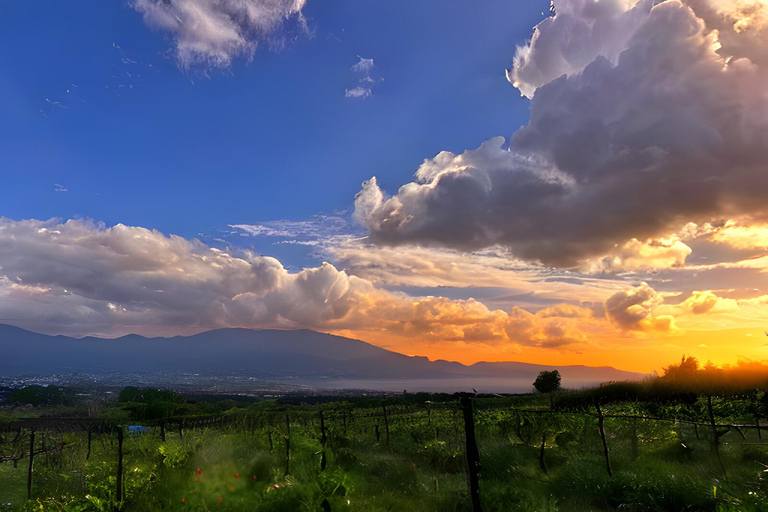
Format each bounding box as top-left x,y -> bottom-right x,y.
0,324 -> 644,392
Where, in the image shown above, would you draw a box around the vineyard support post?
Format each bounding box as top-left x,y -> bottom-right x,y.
284,414 -> 291,477
115,427 -> 124,511
538,431 -> 548,475
595,402 -> 612,478
630,418 -> 639,461
460,396 -> 483,512
319,409 -> 327,472
382,405 -> 390,446
87,426 -> 92,460
26,428 -> 35,500
751,394 -> 762,439
707,394 -> 726,475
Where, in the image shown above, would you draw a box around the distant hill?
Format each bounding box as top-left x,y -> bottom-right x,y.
0,324 -> 644,392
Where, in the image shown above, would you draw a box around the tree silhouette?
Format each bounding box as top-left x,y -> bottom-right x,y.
533,370 -> 561,394
533,370 -> 561,409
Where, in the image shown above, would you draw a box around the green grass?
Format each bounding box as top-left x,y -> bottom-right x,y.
3,402 -> 768,511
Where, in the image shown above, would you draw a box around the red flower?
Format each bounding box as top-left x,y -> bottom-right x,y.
252,475 -> 257,481
196,468 -> 202,474
273,484 -> 280,489
218,497 -> 223,503
234,473 -> 239,479
181,498 -> 186,504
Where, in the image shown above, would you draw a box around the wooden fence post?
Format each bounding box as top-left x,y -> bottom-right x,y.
538,431 -> 548,475
382,405 -> 390,446
27,428 -> 35,500
87,426 -> 92,460
630,418 -> 639,461
115,427 -> 124,511
42,434 -> 48,467
284,414 -> 291,477
595,402 -> 612,478
460,396 -> 483,512
319,409 -> 327,472
707,394 -> 726,475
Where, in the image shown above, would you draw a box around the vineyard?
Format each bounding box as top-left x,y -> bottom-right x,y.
2,369 -> 768,512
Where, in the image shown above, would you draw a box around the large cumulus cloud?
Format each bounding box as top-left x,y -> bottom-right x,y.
355,0 -> 768,268
0,218 -> 612,349
605,282 -> 676,332
133,0 -> 308,70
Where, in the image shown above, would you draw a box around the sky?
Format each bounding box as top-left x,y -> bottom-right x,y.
1,0 -> 767,373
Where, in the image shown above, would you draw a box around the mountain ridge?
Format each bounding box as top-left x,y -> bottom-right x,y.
0,324 -> 644,391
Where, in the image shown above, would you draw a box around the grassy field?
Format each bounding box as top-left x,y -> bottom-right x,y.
2,391 -> 768,512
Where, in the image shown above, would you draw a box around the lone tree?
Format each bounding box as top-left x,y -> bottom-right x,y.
533,370 -> 561,408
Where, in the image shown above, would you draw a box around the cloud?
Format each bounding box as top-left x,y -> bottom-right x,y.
0,217 -> 614,350
337,285 -> 602,348
355,0 -> 768,268
132,0 -> 308,70
230,214 -> 357,242
605,282 -> 676,332
345,56 -> 382,99
666,289 -> 768,329
351,56 -> 375,74
708,219 -> 768,250
53,184 -> 68,193
508,0 -> 654,99
328,240 -> 628,304
345,87 -> 372,99
582,236 -> 693,273
505,306 -> 593,348
680,290 -> 719,314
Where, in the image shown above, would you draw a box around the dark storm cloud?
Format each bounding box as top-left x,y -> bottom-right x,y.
355,0 -> 768,268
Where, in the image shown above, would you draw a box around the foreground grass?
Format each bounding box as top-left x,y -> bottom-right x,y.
2,403 -> 768,511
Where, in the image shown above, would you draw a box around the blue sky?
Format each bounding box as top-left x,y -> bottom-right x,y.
1,0 -> 766,370
1,0 -> 547,265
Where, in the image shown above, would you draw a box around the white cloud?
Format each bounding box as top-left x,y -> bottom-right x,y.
132,0 -> 308,70
345,55 -> 382,99
231,214 -> 354,241
508,0 -> 652,98
329,240 -> 627,303
344,87 -> 372,99
0,217 -> 618,349
351,56 -> 375,74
